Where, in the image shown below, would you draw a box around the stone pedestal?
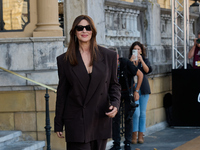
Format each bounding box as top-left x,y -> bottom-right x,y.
33,0 -> 63,37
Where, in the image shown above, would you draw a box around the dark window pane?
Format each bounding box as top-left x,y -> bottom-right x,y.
0,0 -> 29,31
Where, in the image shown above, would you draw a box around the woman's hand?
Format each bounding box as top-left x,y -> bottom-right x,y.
137,53 -> 143,62
105,105 -> 118,118
56,132 -> 64,138
194,38 -> 197,45
130,55 -> 138,66
134,91 -> 139,101
130,54 -> 137,62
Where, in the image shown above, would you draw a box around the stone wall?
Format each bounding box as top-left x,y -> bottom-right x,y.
0,37 -> 64,88
146,75 -> 172,127
0,37 -> 65,149
0,89 -> 66,149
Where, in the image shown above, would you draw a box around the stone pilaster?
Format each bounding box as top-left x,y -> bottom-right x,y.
64,0 -> 105,46
145,0 -> 171,73
33,0 -> 63,37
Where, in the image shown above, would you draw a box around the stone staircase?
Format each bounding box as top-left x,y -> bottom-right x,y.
0,131 -> 45,150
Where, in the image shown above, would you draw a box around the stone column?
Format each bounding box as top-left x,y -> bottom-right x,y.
33,0 -> 63,37
105,6 -> 110,29
113,9 -> 119,30
122,12 -> 126,29
129,10 -> 134,32
110,9 -> 114,30
119,11 -> 123,30
126,9 -> 131,31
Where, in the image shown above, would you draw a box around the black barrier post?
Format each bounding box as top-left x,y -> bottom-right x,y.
45,88 -> 51,150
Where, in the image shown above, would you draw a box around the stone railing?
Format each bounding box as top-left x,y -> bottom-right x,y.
104,1 -> 146,47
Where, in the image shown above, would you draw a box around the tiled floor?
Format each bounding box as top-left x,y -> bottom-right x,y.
107,127 -> 200,150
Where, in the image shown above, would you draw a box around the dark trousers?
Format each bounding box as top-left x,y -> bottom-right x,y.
112,92 -> 133,146
67,139 -> 107,150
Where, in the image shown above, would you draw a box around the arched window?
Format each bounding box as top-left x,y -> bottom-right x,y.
0,0 -> 30,32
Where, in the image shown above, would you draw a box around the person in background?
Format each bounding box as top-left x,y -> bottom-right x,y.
54,15 -> 121,150
129,41 -> 152,144
109,47 -> 143,150
188,31 -> 200,69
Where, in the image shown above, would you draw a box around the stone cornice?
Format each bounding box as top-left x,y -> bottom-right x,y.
105,0 -> 146,11
0,36 -> 66,44
161,7 -> 199,19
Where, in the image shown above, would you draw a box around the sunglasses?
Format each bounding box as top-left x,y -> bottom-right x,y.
76,25 -> 92,31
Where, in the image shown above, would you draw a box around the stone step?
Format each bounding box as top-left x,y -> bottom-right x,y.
0,131 -> 45,150
0,141 -> 45,150
0,131 -> 22,147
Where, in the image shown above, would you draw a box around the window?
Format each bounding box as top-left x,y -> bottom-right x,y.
0,0 -> 30,32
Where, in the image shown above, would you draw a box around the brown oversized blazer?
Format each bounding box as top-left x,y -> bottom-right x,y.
54,45 -> 121,143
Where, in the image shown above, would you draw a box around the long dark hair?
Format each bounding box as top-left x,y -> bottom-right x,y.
65,15 -> 98,66
129,41 -> 146,58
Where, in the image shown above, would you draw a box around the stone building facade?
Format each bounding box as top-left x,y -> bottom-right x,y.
0,0 -> 199,149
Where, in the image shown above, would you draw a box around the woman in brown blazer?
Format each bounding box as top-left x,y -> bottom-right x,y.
54,15 -> 121,150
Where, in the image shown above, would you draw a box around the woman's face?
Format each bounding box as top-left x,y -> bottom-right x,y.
133,45 -> 142,54
75,19 -> 92,44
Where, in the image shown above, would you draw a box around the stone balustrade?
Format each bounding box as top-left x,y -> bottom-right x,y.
104,5 -> 141,46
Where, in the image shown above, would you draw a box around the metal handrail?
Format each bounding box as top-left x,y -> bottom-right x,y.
0,67 -> 57,93
0,66 -> 55,150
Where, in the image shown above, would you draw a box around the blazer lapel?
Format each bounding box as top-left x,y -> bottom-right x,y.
84,53 -> 105,105
72,51 -> 89,92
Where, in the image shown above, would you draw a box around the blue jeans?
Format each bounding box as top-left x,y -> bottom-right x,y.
132,88 -> 149,132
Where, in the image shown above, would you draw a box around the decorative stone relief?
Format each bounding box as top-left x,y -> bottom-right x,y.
161,14 -> 171,45
180,18 -> 196,46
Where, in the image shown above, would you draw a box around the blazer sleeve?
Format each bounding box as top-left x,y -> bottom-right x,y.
54,56 -> 70,132
109,52 -> 121,110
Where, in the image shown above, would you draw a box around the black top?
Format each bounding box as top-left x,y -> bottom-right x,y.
87,73 -> 92,90
137,56 -> 152,94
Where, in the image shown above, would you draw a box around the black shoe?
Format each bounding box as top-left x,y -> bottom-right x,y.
109,145 -> 122,150
124,143 -> 131,150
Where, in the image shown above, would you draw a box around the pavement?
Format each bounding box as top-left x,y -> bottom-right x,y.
106,126 -> 200,150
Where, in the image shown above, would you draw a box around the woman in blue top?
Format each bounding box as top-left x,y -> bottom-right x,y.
129,41 -> 152,144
